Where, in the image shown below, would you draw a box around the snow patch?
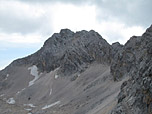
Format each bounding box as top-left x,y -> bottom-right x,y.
6,74 -> 9,77
53,67 -> 60,79
16,91 -> 20,95
49,88 -> 52,96
55,75 -> 59,79
16,88 -> 26,95
24,108 -> 32,111
22,88 -> 26,91
24,104 -> 36,108
42,101 -> 60,110
0,94 -> 4,97
6,98 -> 15,104
28,65 -> 40,86
4,74 -> 9,81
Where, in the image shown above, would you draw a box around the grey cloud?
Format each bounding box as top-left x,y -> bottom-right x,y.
1,0 -> 151,36
0,13 -> 40,34
95,0 -> 152,27
20,0 -> 152,27
20,0 -> 86,4
0,5 -> 52,35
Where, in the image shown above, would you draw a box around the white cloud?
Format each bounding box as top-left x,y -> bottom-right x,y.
95,21 -> 145,44
49,3 -> 145,44
0,0 -> 148,70
51,3 -> 97,32
120,26 -> 144,43
0,1 -> 147,46
0,0 -> 53,34
0,1 -> 45,18
0,32 -> 47,50
0,33 -> 42,44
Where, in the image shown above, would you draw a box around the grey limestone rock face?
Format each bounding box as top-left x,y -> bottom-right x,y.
0,25 -> 152,114
110,35 -> 142,81
111,25 -> 152,114
4,29 -> 111,76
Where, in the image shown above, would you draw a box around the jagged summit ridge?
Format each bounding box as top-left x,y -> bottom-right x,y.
10,29 -> 111,76
0,25 -> 152,114
111,25 -> 152,114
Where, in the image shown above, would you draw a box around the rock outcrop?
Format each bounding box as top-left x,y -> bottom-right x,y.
8,29 -> 111,76
111,25 -> 152,114
0,29 -> 114,114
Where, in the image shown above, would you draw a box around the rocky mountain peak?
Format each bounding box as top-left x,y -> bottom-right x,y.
145,24 -> 152,33
7,29 -> 111,76
111,25 -> 152,114
60,28 -> 74,35
38,29 -> 111,75
142,24 -> 152,38
0,25 -> 152,114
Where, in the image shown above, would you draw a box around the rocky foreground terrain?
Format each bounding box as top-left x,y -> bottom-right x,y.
0,25 -> 152,114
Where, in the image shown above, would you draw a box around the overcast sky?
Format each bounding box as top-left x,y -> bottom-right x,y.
0,0 -> 152,70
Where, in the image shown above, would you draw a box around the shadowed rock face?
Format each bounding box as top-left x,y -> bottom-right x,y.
0,25 -> 152,114
111,25 -> 152,81
9,29 -> 111,76
111,25 -> 152,114
0,29 -> 114,114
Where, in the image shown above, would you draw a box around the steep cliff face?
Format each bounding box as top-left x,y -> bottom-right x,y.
111,25 -> 152,114
9,29 -> 111,76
